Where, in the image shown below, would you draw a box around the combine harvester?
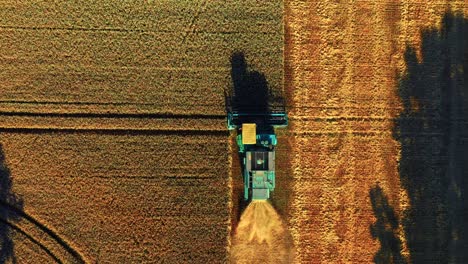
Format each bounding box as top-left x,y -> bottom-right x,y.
227,108 -> 288,200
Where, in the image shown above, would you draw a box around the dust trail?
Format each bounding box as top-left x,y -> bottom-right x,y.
230,200 -> 294,264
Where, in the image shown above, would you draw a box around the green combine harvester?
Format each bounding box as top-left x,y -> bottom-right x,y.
227,109 -> 288,200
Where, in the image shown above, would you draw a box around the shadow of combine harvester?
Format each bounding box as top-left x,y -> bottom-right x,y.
224,52 -> 288,220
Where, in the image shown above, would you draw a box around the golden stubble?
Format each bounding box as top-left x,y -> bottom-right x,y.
284,0 -> 466,263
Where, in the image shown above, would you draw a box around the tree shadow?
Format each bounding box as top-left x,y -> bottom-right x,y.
369,185 -> 407,264
225,52 -> 288,226
393,11 -> 468,263
0,143 -> 23,263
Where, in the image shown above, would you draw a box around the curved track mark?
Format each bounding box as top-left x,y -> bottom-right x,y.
0,218 -> 62,263
0,201 -> 86,263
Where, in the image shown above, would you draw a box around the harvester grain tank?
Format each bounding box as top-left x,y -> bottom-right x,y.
227,109 -> 288,200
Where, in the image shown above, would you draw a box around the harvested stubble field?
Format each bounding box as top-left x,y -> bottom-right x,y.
285,0 -> 467,263
1,0 -> 467,263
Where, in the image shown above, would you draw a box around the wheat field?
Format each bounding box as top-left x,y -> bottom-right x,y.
1,0 -> 467,263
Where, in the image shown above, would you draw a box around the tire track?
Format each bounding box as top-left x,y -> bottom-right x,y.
0,111 -> 225,119
0,101 -> 226,110
0,25 -> 171,34
0,201 -> 86,263
0,127 -> 229,136
0,219 -> 62,263
0,111 -> 227,133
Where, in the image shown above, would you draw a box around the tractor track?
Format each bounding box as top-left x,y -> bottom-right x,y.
0,111 -> 228,134
0,219 -> 63,263
0,25 -> 165,34
0,111 -> 225,120
0,201 -> 86,263
0,127 -> 229,136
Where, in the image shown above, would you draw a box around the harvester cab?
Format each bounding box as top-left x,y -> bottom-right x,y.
227,110 -> 288,201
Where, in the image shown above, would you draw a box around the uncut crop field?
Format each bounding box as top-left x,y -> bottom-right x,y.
0,1 -> 282,263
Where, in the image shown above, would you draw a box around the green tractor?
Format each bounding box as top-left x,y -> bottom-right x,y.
227,110 -> 288,200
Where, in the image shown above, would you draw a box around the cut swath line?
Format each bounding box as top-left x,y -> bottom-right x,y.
0,100 -> 216,106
